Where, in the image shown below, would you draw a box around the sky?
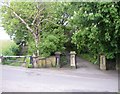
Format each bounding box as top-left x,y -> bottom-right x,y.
0,1 -> 11,40
0,0 -> 10,40
0,26 -> 11,40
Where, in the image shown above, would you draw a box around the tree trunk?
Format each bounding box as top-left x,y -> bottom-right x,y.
34,34 -> 39,56
5,4 -> 42,57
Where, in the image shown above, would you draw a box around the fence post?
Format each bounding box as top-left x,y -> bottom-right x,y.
30,56 -> 34,68
55,52 -> 61,68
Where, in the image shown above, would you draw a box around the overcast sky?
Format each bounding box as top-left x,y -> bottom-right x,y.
0,17 -> 11,40
0,1 -> 11,40
0,27 -> 11,40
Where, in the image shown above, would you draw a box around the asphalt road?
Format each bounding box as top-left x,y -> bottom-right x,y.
0,65 -> 118,92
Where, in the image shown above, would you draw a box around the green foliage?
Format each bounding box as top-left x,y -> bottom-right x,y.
0,3 -> 30,42
2,60 -> 23,66
1,2 -> 119,64
9,62 -> 22,66
70,2 -> 120,59
39,34 -> 58,57
2,40 -> 19,56
0,2 -> 69,56
2,61 -> 11,65
0,2 -> 46,56
28,41 -> 36,55
60,55 -> 68,67
39,27 -> 67,57
25,57 -> 32,68
2,57 -> 24,66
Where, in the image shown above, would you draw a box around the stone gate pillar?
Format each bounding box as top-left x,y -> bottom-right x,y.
70,51 -> 77,69
55,52 -> 61,68
100,55 -> 106,70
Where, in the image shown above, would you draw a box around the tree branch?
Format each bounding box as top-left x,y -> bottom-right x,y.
3,3 -> 36,37
13,12 -> 34,33
41,19 -> 59,26
32,5 -> 45,25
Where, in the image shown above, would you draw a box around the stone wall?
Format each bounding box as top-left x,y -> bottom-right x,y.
36,56 -> 56,68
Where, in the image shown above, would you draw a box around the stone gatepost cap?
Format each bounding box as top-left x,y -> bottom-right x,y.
55,52 -> 61,54
100,55 -> 105,57
70,51 -> 76,54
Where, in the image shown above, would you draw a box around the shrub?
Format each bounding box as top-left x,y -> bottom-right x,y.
2,41 -> 19,56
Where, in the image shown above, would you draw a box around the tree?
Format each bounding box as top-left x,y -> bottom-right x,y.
1,2 -> 69,56
70,2 -> 120,59
1,2 -> 54,56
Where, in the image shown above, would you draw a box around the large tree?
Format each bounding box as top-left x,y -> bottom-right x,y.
1,2 -> 69,56
70,2 -> 120,60
1,2 -> 47,56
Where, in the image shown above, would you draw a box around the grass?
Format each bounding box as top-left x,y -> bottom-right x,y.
2,57 -> 25,67
2,62 -> 22,66
9,62 -> 22,66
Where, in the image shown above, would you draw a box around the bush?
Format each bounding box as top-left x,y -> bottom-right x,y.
60,54 -> 68,67
39,29 -> 67,57
2,41 -> 19,56
25,56 -> 33,68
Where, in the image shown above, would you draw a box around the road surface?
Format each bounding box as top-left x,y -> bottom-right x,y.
0,64 -> 118,92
